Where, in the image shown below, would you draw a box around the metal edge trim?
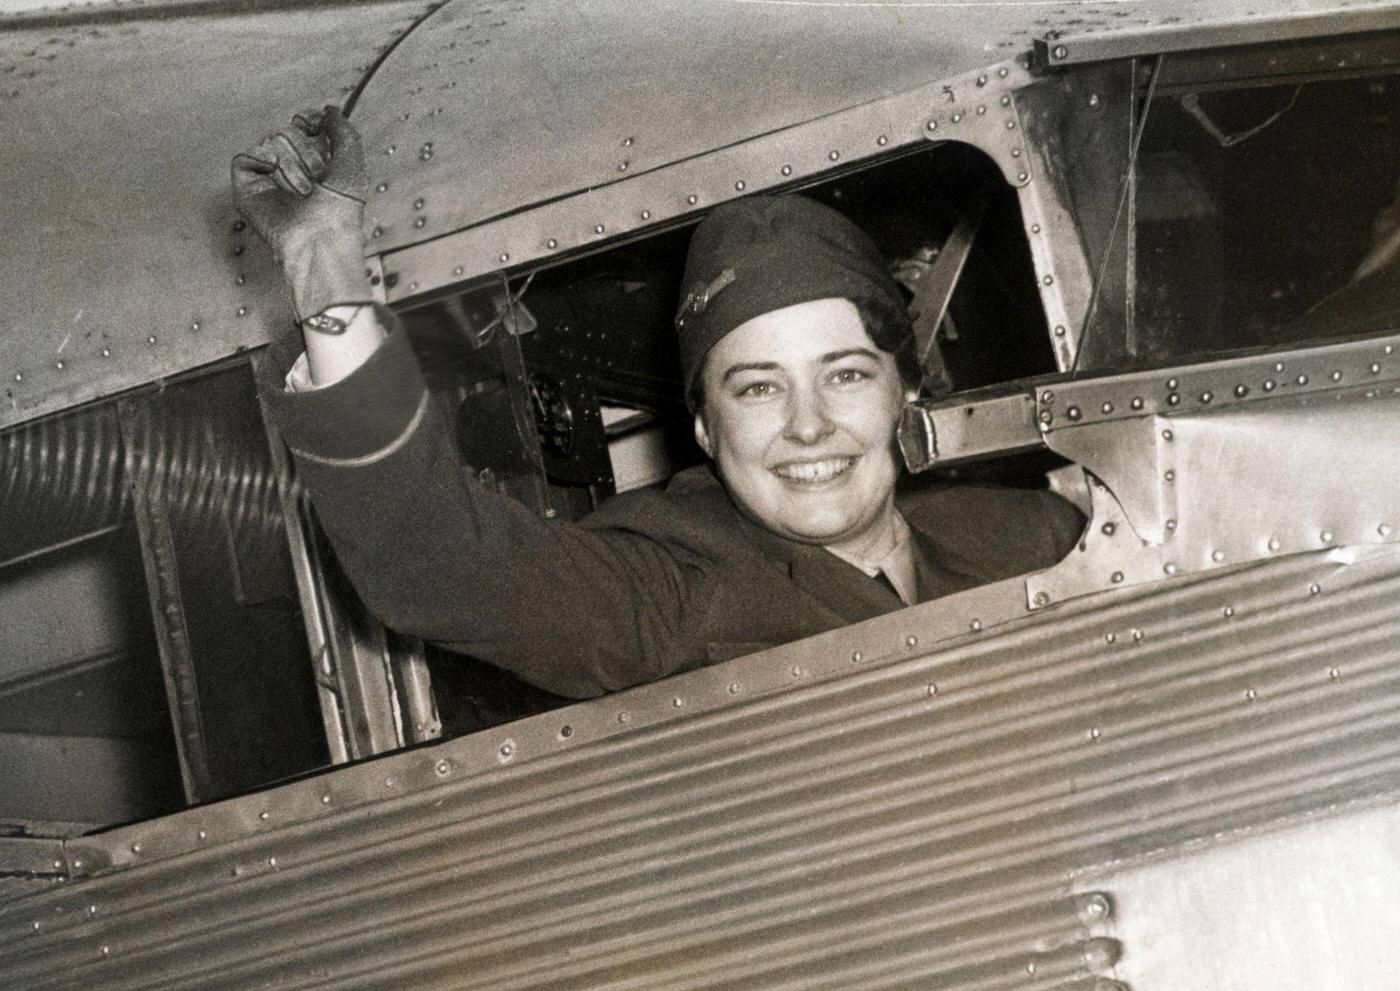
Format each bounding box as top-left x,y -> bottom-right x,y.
1036,6 -> 1400,67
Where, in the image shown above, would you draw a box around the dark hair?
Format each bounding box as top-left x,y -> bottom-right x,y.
858,300 -> 921,392
687,300 -> 919,414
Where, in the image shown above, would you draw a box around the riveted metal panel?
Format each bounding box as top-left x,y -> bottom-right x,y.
358,0 -> 1400,263
354,0 -> 1054,257
358,0 -> 1400,301
0,1 -> 432,431
374,58 -> 1040,302
896,331 -> 1400,609
1036,333 -> 1400,541
1046,390 -> 1400,587
1014,333 -> 1400,612
3,543 -> 1400,988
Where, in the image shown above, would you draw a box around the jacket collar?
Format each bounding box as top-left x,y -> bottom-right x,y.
907,524 -> 983,603
729,479 -> 981,623
672,464 -> 983,622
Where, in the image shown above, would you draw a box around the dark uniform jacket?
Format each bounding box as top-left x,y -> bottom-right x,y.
260,320 -> 1084,699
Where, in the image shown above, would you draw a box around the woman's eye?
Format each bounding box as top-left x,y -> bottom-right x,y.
736,381 -> 779,398
829,367 -> 872,386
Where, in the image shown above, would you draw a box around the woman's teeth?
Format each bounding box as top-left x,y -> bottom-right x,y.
773,457 -> 856,483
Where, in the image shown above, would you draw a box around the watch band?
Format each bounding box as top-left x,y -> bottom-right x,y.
302,312 -> 350,336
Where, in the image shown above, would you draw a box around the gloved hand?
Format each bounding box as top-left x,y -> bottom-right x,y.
232,106 -> 373,321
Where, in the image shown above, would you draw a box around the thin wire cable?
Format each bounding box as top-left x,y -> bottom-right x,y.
1071,53 -> 1164,375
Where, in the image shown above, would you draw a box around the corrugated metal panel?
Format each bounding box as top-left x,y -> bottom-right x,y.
2,545 -> 1398,988
0,1 -> 431,431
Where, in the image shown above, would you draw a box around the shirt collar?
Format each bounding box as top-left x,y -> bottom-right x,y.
824,512 -> 917,605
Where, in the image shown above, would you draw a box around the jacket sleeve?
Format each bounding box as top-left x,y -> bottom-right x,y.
901,483 -> 1086,582
257,313 -> 715,698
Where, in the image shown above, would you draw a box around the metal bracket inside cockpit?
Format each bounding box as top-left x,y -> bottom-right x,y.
899,184 -> 994,401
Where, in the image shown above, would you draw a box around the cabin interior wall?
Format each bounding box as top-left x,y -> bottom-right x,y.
389,303 -> 580,735
801,144 -> 1058,392
0,527 -> 183,824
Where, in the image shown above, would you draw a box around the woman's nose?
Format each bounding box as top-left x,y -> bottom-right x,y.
782,387 -> 835,445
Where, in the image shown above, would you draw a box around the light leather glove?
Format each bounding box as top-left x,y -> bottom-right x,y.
232,106 -> 372,322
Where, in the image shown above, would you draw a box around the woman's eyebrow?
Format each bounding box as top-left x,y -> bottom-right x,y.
721,361 -> 781,384
820,348 -> 881,364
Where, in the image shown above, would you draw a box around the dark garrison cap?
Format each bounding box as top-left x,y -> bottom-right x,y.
676,194 -> 911,408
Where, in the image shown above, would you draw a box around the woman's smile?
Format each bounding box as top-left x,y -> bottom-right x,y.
771,455 -> 859,485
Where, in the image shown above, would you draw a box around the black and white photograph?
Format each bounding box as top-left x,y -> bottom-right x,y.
3,1 -> 1400,987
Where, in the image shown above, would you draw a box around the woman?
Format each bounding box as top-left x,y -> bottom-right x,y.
234,108 -> 1082,698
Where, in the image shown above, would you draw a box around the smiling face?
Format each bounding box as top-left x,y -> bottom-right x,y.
694,297 -> 911,560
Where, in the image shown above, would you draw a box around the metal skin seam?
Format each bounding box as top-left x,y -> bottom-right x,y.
1068,795 -> 1400,989
1035,336 -> 1400,429
1014,156 -> 1089,371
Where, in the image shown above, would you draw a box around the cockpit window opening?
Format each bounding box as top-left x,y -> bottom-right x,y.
1134,72 -> 1400,361
0,362 -> 329,827
389,139 -> 1071,739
